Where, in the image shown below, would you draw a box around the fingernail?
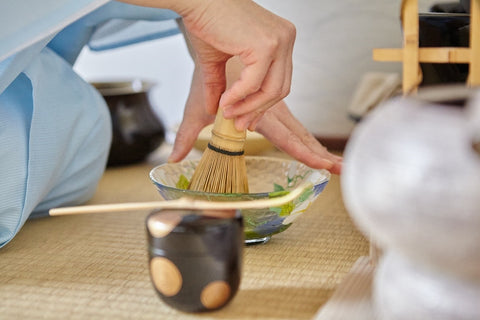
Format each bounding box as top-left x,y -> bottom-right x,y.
323,159 -> 334,168
235,121 -> 246,132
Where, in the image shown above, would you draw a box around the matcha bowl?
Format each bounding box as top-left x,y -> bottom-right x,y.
149,156 -> 330,244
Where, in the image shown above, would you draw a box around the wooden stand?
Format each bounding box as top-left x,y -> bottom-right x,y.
373,0 -> 480,93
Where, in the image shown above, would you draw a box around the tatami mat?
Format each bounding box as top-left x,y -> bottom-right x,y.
0,152 -> 369,319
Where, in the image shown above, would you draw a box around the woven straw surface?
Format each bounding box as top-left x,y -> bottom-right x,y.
0,153 -> 368,319
313,256 -> 375,320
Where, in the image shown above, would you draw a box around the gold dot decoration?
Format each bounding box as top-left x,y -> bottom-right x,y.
150,257 -> 182,297
147,211 -> 183,238
200,281 -> 231,309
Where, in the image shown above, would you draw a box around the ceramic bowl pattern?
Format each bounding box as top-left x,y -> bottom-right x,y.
150,156 -> 330,244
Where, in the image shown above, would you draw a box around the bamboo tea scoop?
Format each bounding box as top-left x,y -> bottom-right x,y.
49,183 -> 312,216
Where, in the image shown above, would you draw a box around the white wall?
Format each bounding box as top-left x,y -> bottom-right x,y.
74,0 -> 452,139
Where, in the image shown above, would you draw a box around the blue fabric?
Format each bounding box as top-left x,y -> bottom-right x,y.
0,1 -> 180,247
88,19 -> 180,52
0,48 -> 112,247
48,1 -> 179,64
0,0 -> 110,63
0,37 -> 54,96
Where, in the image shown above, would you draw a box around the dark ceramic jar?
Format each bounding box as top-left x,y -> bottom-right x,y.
146,209 -> 243,313
92,80 -> 165,167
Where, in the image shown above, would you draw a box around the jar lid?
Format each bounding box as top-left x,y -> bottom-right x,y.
147,209 -> 243,256
91,79 -> 155,96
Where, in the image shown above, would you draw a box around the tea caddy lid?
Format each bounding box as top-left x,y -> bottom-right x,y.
146,209 -> 242,256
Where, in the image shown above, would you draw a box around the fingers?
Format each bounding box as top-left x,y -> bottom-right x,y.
221,66 -> 288,130
219,20 -> 295,128
255,103 -> 343,174
221,47 -> 293,128
180,0 -> 296,131
219,56 -> 271,109
202,65 -> 227,115
247,111 -> 265,131
168,117 -> 206,163
259,119 -> 338,173
168,66 -> 216,162
234,104 -> 270,131
275,106 -> 343,163
187,33 -> 229,116
224,39 -> 294,131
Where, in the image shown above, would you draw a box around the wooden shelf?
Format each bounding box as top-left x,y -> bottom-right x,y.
373,0 -> 480,93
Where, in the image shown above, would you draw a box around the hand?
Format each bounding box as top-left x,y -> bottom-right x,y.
168,65 -> 215,163
181,1 -> 296,131
169,76 -> 342,175
255,101 -> 342,175
169,55 -> 341,174
119,0 -> 296,130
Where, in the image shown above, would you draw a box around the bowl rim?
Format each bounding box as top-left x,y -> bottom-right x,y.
149,155 -> 331,197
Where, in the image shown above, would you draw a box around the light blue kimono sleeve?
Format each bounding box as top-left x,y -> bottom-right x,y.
0,1 -> 181,248
48,1 -> 180,64
0,0 -> 110,63
0,47 -> 112,248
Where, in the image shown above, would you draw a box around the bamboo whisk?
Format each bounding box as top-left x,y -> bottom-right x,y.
188,108 -> 249,193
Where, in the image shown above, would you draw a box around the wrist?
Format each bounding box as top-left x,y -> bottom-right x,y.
160,0 -> 214,17
116,0 -> 213,17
